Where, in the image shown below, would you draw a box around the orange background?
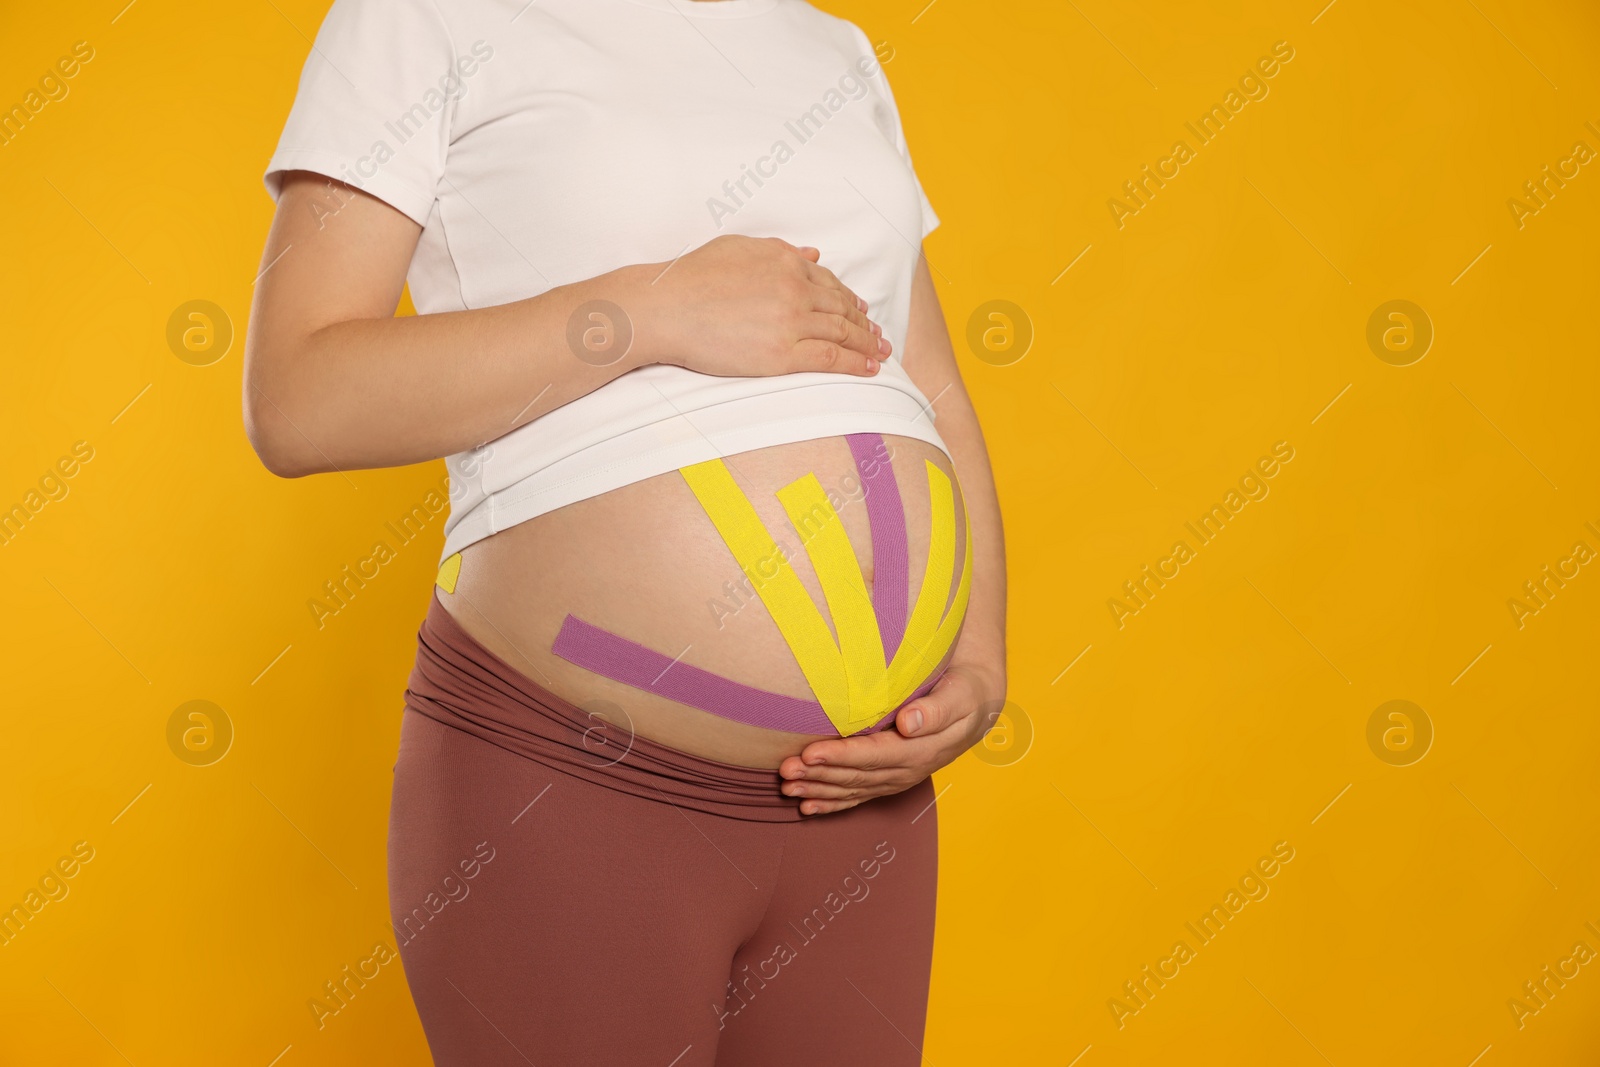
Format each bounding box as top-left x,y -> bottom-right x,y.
3,0 -> 1598,1063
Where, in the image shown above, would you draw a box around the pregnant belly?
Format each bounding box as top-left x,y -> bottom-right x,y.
438,433 -> 970,769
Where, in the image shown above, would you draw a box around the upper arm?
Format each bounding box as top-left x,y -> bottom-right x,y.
900,254 -> 962,402
243,171 -> 420,413
246,0 -> 456,430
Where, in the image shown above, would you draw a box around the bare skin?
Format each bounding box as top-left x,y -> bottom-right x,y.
245,171 -> 1006,814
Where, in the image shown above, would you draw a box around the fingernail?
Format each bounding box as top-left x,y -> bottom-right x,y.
866,359 -> 881,374
877,337 -> 891,355
787,785 -> 805,797
806,755 -> 827,766
904,709 -> 923,734
857,296 -> 867,311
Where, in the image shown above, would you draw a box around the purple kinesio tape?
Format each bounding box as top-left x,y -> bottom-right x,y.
552,613 -> 950,736
848,432 -> 910,659
553,614 -> 834,733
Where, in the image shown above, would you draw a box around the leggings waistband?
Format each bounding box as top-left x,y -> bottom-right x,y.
403,589 -> 807,823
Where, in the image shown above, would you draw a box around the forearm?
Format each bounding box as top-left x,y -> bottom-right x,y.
245,176 -> 884,480
245,263 -> 658,478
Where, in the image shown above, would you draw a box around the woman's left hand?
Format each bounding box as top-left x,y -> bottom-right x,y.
777,659 -> 1007,816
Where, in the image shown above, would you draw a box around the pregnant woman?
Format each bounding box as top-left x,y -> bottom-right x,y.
245,0 -> 1005,1063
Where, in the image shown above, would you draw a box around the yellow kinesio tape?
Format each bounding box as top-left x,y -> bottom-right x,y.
776,473 -> 891,721
682,457 -> 972,736
436,552 -> 462,594
887,462 -> 973,707
680,460 -> 850,716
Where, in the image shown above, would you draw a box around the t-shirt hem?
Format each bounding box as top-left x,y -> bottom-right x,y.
438,409 -> 949,562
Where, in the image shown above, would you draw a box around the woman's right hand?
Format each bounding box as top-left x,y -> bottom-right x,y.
635,234 -> 891,377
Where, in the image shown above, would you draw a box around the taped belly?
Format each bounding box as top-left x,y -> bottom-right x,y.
544,433 -> 971,737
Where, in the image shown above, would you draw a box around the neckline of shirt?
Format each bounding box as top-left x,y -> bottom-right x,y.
612,0 -> 783,19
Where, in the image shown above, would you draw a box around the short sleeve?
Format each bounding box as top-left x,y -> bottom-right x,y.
899,120 -> 941,240
263,0 -> 458,226
851,27 -> 940,240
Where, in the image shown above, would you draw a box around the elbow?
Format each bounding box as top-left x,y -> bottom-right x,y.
243,377 -> 319,479
245,413 -> 310,480
253,442 -> 315,481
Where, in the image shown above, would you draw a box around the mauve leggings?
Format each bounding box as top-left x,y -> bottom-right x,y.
387,590 -> 939,1066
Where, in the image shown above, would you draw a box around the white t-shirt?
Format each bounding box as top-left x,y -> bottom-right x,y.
264,0 -> 947,562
